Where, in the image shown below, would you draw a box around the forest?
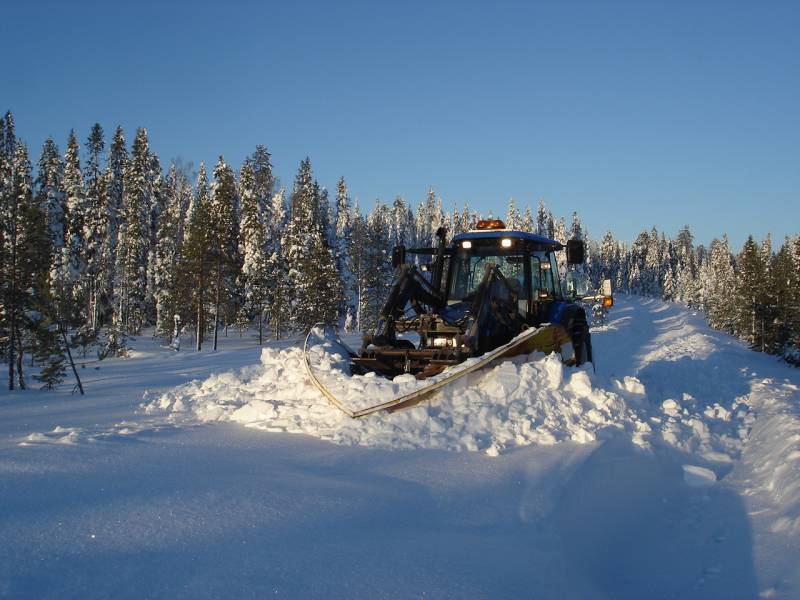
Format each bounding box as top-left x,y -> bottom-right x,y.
1,110 -> 798,390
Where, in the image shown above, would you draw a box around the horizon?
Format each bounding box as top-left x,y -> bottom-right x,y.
4,1 -> 798,249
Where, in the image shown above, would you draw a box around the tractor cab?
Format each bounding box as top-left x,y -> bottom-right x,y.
445,222 -> 567,329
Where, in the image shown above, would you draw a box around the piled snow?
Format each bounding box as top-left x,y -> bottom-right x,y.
145,341 -> 751,459
734,380 -> 800,537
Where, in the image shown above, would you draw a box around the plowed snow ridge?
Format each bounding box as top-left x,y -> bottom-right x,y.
147,333 -> 752,462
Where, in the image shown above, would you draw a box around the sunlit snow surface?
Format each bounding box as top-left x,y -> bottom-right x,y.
2,295 -> 799,599
146,321 -> 751,462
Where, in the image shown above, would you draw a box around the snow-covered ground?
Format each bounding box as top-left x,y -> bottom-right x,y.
1,295 -> 798,599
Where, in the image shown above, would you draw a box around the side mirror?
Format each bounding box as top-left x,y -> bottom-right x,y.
391,245 -> 406,269
565,271 -> 589,298
566,239 -> 585,265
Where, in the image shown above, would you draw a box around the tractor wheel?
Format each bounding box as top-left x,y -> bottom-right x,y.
567,317 -> 592,367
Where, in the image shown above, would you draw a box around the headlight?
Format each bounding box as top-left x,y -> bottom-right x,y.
432,337 -> 453,348
461,241 -> 472,249
501,238 -> 512,248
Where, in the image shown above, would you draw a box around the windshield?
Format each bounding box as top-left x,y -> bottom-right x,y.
448,244 -> 560,302
448,250 -> 526,302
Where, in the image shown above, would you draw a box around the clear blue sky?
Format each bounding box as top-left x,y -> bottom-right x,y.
4,0 -> 798,248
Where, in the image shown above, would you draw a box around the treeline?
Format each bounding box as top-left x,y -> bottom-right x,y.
1,111 -> 797,390
583,226 -> 800,364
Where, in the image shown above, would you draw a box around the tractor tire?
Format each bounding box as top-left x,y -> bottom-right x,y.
566,315 -> 592,367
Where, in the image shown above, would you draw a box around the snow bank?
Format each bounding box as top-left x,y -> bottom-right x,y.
735,380 -> 800,537
145,344 -> 751,459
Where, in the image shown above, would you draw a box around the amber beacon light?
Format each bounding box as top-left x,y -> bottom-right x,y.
475,219 -> 506,230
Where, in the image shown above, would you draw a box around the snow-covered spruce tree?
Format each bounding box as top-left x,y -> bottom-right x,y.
674,225 -> 699,307
792,237 -> 800,354
265,187 -> 290,339
61,130 -> 87,324
82,124 -> 107,331
536,198 -> 548,236
628,230 -> 649,294
116,128 -> 154,333
451,202 -> 469,236
359,203 -> 393,332
597,231 -> 619,287
250,145 -> 274,215
701,235 -> 735,332
390,195 -> 408,248
315,184 -> 335,246
93,126 -> 129,356
414,188 -> 435,247
238,159 -> 269,343
661,239 -> 677,302
644,226 -> 662,298
209,156 -> 241,350
178,163 -> 212,350
767,239 -> 796,355
282,158 -> 342,331
348,200 -> 367,331
336,178 -> 355,319
570,211 -> 583,241
506,197 -> 521,230
143,151 -> 164,326
734,235 -> 769,351
521,204 -> 534,233
5,142 -> 52,388
153,164 -> 191,339
1,112 -> 16,279
28,137 -> 66,385
35,137 -> 66,258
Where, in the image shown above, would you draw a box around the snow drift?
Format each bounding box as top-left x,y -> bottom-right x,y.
146,339 -> 751,462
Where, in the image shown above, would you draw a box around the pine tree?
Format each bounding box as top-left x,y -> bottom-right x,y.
209,156 -> 240,350
153,164 -> 191,339
5,142 -> 52,388
116,128 -> 154,332
661,239 -> 677,302
349,200 -> 367,331
521,204 -> 534,233
645,226 -> 662,297
238,160 -> 269,343
735,235 -> 769,350
99,126 -> 127,333
360,204 -> 393,331
62,129 -> 87,323
598,231 -> 619,285
570,211 -> 583,240
769,240 -> 795,354
35,138 -> 66,256
179,163 -> 212,350
250,145 -> 274,215
390,195 -> 408,247
506,197 -> 521,229
265,188 -> 290,339
282,159 -> 342,331
336,178 -> 355,317
83,124 -> 107,330
702,235 -> 735,332
674,225 -> 699,306
536,198 -> 548,236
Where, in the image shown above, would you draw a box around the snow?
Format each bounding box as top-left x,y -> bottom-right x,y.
1,295 -> 799,599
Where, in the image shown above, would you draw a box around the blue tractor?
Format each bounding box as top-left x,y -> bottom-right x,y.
353,219 -> 592,379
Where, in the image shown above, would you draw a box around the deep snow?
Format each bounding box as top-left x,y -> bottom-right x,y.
1,295 -> 798,599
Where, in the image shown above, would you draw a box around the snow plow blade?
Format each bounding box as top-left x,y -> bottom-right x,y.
303,324 -> 571,418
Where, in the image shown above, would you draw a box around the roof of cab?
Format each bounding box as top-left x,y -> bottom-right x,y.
451,229 -> 562,249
